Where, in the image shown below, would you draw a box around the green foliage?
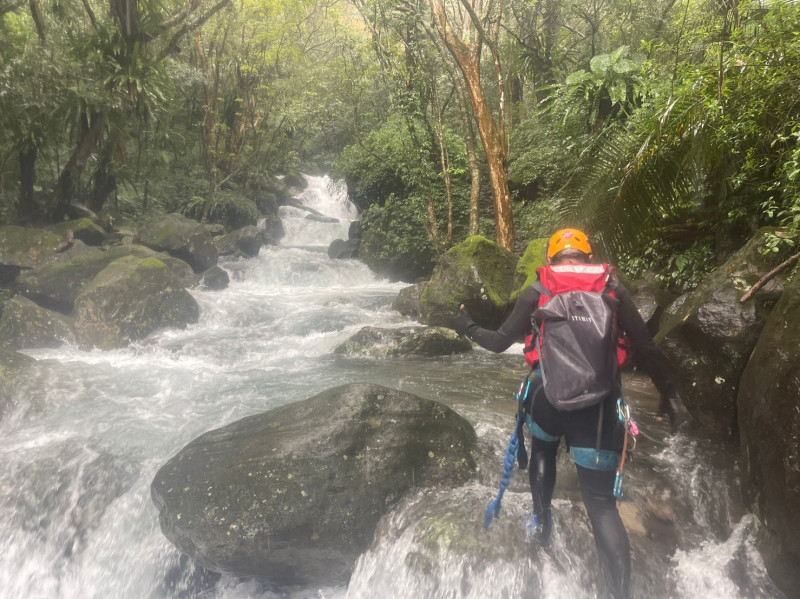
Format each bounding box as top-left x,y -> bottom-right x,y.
335,112 -> 470,239
549,1 -> 800,289
359,194 -> 439,280
561,45 -> 647,128
618,237 -> 717,292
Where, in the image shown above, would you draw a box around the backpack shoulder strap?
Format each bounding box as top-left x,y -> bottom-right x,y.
532,280 -> 551,298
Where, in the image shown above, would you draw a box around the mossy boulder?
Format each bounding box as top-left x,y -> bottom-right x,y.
15,244 -> 195,314
511,238 -> 548,300
150,384 -> 476,585
654,228 -> 790,436
73,256 -> 200,350
333,326 -> 472,358
419,236 -> 518,328
737,269 -> 800,594
46,218 -> 107,246
0,295 -> 75,349
0,226 -> 62,270
135,213 -> 218,273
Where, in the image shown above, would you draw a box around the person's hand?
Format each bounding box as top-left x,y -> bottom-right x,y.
452,306 -> 476,338
657,391 -> 682,434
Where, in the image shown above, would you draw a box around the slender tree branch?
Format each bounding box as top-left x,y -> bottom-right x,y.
158,0 -> 231,61
740,250 -> 800,304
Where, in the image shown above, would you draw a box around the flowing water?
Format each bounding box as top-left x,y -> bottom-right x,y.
0,176 -> 784,598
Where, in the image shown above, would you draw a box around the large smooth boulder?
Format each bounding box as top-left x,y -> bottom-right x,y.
15,244 -> 195,314
150,384 -> 476,585
136,214 -> 218,273
0,295 -> 75,349
654,229 -> 790,436
73,256 -> 199,349
333,326 -> 472,358
419,235 -> 519,328
737,270 -> 800,593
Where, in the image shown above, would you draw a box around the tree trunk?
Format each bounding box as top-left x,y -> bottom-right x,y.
195,32 -> 218,222
459,58 -> 514,251
54,112 -> 106,221
429,0 -> 514,251
17,145 -> 37,224
89,135 -> 119,213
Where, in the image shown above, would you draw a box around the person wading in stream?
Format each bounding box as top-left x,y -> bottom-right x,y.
452,228 -> 682,599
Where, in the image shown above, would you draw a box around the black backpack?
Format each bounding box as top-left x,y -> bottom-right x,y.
530,272 -> 620,411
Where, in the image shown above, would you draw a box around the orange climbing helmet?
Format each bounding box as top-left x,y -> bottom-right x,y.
546,228 -> 592,260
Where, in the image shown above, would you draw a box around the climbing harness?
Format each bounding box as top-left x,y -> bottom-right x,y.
613,398 -> 639,498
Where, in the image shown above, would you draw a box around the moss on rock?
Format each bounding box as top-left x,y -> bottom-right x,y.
419,235 -> 518,328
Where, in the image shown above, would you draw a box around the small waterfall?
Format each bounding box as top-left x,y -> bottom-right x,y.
276,175 -> 357,247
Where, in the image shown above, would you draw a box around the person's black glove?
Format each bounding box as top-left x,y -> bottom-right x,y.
452,307 -> 476,339
657,391 -> 682,434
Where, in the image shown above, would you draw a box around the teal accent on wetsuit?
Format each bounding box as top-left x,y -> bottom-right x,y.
570,447 -> 620,471
526,415 -> 560,443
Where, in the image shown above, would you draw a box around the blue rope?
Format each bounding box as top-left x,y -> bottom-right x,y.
483,414 -> 521,530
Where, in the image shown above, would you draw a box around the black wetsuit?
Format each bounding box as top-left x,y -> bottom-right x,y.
468,282 -> 677,599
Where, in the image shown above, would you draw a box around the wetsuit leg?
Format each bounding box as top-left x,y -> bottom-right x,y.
576,466 -> 630,599
529,435 -> 559,515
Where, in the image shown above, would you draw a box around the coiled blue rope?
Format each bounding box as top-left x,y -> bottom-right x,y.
483,413 -> 521,530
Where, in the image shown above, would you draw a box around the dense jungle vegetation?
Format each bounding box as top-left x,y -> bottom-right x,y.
1,0 -> 799,290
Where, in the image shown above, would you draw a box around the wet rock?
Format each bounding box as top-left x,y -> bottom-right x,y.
73,256 -> 199,349
0,345 -> 36,416
5,442 -> 138,561
348,220 -> 363,240
0,295 -> 75,349
258,215 -> 284,246
419,235 -> 518,328
737,268 -> 800,594
327,238 -> 359,260
654,228 -> 790,436
213,225 -> 264,258
151,384 -> 477,585
15,244 -> 195,314
333,326 -> 472,358
198,266 -> 230,291
392,283 -> 426,319
135,213 -> 218,273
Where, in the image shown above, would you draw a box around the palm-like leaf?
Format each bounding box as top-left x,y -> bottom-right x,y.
554,87 -> 725,256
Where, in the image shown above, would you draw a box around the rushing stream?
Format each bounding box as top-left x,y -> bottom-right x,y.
0,176 -> 785,598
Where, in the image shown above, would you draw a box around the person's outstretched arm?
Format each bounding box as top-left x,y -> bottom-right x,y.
453,285 -> 540,353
